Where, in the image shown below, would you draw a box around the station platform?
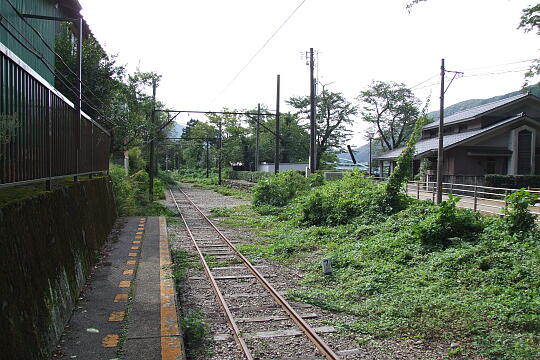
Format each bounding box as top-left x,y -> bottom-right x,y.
53,216 -> 184,360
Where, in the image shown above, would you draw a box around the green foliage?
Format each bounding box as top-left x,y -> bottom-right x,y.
252,170 -> 308,207
109,165 -> 136,215
228,170 -> 271,183
359,80 -> 421,151
485,174 -> 540,189
109,165 -> 171,216
288,86 -> 357,169
128,147 -> 146,174
385,115 -> 428,208
412,195 -> 483,248
220,199 -> 540,358
180,309 -> 211,359
297,170 -> 391,226
505,189 -> 538,234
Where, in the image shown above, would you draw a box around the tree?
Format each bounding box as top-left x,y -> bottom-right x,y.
288,86 -> 357,169
519,4 -> 540,86
54,24 -> 124,128
358,81 -> 421,151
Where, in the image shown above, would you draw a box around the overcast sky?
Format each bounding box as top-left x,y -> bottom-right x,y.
79,0 -> 538,146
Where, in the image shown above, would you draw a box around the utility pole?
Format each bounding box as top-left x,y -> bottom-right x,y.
309,48 -> 316,174
368,135 -> 373,176
436,59 -> 445,204
206,138 -> 210,178
149,78 -> 157,200
275,75 -> 280,174
218,119 -> 222,185
255,104 -> 260,172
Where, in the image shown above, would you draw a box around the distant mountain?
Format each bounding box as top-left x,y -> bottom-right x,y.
427,87 -> 540,122
170,122 -> 185,138
337,143 -> 383,163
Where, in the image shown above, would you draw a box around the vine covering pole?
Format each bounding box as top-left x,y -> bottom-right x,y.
275,75 -> 280,174
436,58 -> 445,204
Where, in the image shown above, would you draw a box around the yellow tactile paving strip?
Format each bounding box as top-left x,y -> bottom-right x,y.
159,216 -> 184,359
101,217 -> 146,349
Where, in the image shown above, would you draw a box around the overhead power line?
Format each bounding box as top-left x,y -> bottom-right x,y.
211,0 -> 309,103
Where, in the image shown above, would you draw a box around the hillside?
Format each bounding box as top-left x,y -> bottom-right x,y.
427,86 -> 540,122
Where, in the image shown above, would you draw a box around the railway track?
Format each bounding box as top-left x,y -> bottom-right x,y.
169,185 -> 340,360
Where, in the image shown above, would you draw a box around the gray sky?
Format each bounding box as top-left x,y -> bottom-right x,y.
80,0 -> 538,146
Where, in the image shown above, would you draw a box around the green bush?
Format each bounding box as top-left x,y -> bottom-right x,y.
412,194 -> 483,248
252,170 -> 308,207
485,174 -> 540,189
228,170 -> 272,183
297,170 -> 391,226
109,164 -> 136,215
128,147 -> 146,174
505,189 -> 538,234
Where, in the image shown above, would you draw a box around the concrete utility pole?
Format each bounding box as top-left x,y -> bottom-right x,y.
309,48 -> 317,174
275,75 -> 281,174
206,138 -> 210,178
436,59 -> 445,204
255,104 -> 260,172
149,78 -> 157,200
218,119 -> 223,185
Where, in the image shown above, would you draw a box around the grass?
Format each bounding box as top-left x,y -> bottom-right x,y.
212,202 -> 540,359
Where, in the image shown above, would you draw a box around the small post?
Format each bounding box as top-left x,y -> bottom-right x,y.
416,180 -> 420,200
504,189 -> 509,216
432,180 -> 435,202
322,258 -> 332,275
474,176 -> 478,212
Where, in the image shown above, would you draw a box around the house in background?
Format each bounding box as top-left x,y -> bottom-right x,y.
375,93 -> 540,180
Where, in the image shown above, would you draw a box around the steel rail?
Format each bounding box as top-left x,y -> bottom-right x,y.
168,189 -> 254,360
174,185 -> 341,360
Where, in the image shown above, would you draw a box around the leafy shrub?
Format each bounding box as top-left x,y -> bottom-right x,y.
228,170 -> 271,183
485,174 -> 540,189
128,146 -> 146,174
505,189 -> 538,234
307,173 -> 325,187
109,164 -> 136,215
297,170 -> 392,226
412,195 -> 483,248
252,170 -> 308,207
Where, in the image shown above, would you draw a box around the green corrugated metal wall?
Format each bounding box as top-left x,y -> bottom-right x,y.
0,0 -> 60,84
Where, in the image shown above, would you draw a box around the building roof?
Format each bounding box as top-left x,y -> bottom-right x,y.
375,114 -> 532,160
423,93 -> 532,130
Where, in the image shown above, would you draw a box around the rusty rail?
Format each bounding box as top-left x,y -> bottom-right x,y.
169,185 -> 340,360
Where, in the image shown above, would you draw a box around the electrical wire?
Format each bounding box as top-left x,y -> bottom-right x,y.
211,0 -> 309,103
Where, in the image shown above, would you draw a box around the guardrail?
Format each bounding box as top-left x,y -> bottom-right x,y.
404,181 -> 540,216
0,46 -> 110,188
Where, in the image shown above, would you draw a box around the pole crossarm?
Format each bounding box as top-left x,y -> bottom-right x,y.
155,109 -> 276,117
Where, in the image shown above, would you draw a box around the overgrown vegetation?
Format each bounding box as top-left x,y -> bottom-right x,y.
211,170 -> 540,359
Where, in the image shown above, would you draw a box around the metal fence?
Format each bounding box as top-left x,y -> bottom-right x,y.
404,181 -> 540,217
0,46 -> 110,188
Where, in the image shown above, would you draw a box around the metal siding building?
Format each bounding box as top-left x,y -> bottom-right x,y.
0,0 -> 61,84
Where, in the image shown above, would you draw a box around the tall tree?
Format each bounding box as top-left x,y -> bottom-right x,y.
288,86 -> 357,168
358,81 -> 421,151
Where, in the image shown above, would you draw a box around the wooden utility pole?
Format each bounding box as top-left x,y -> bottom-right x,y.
309,48 -> 316,174
436,58 -> 445,204
149,78 -> 157,200
275,75 -> 280,174
255,104 -> 260,172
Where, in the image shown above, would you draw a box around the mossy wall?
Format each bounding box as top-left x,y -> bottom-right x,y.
0,177 -> 117,360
